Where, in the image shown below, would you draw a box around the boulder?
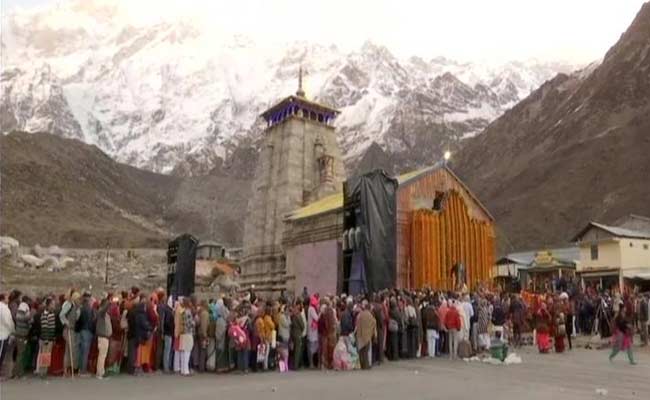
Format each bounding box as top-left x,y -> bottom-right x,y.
42,256 -> 61,271
60,257 -> 75,269
21,254 -> 45,268
48,245 -> 65,257
0,236 -> 20,261
32,244 -> 47,258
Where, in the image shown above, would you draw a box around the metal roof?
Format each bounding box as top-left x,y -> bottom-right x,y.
571,221 -> 650,242
285,192 -> 343,221
501,247 -> 580,268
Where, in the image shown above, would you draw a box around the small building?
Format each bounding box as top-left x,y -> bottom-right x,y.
525,250 -> 577,292
196,241 -> 226,260
571,220 -> 650,292
283,164 -> 496,295
493,247 -> 580,293
492,255 -> 530,292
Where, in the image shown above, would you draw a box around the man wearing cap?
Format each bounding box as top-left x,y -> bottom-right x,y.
59,290 -> 80,376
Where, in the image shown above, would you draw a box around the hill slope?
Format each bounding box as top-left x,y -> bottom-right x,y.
0,131 -> 251,247
455,2 -> 650,251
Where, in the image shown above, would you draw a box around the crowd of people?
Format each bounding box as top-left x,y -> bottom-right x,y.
0,285 -> 646,381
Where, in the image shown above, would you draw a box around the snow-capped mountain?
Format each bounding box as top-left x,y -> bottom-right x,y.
1,0 -> 577,175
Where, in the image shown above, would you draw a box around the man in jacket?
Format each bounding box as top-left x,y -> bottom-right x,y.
290,302 -> 305,370
95,296 -> 112,379
76,293 -> 96,376
37,298 -> 56,378
422,299 -> 440,357
371,295 -> 386,365
59,290 -> 80,376
12,298 -> 32,378
157,295 -> 174,373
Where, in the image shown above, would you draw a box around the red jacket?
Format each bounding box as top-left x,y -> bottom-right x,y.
445,307 -> 461,331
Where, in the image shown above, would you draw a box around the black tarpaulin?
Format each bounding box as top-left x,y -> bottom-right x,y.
167,234 -> 199,298
345,170 -> 398,292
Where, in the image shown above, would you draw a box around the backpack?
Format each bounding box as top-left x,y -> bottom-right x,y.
458,340 -> 472,358
228,323 -> 249,350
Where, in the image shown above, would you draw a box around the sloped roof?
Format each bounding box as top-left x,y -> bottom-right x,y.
571,221 -> 650,242
500,247 -> 580,268
285,192 -> 343,221
286,164 -> 493,222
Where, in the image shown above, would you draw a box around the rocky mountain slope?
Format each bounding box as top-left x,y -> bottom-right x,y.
455,2 -> 650,251
0,0 -> 574,176
0,131 -> 251,247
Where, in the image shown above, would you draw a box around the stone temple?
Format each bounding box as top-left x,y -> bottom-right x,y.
240,70 -> 346,292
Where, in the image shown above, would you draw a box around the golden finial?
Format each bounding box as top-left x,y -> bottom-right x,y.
296,65 -> 306,98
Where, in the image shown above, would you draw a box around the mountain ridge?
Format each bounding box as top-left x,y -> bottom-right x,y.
455,2 -> 650,252
1,0 -> 577,176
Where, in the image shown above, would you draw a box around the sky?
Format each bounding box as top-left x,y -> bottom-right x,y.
2,0 -> 647,64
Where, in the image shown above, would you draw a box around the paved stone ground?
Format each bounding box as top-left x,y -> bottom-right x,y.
2,346 -> 649,400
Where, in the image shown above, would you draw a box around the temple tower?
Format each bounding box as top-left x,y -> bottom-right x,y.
241,69 -> 345,292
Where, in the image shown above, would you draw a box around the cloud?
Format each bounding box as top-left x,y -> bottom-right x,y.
5,0 -> 646,63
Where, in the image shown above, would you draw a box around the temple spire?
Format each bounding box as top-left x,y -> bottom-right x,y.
296,66 -> 306,98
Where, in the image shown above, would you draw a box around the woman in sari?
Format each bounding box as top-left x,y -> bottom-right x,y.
535,302 -> 552,353
105,297 -> 123,375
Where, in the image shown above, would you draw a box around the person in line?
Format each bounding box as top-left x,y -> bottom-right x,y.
276,304 -> 291,371
76,292 -> 95,377
254,305 -> 275,371
371,295 -> 386,365
437,299 -> 449,355
445,299 -> 462,360
476,298 -> 490,352
0,294 -> 15,381
59,290 -> 80,377
106,296 -> 123,375
13,297 -> 32,378
535,302 -> 552,354
179,298 -> 195,376
289,301 -> 305,370
355,300 -> 377,370
404,299 -> 418,359
196,300 -> 210,373
491,298 -> 507,344
95,296 -> 112,379
36,298 -> 56,378
422,298 -> 440,358
319,298 -> 337,370
307,295 -> 320,368
387,298 -> 400,361
157,295 -> 174,373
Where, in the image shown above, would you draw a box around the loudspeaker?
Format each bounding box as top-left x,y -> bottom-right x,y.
167,234 -> 199,298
